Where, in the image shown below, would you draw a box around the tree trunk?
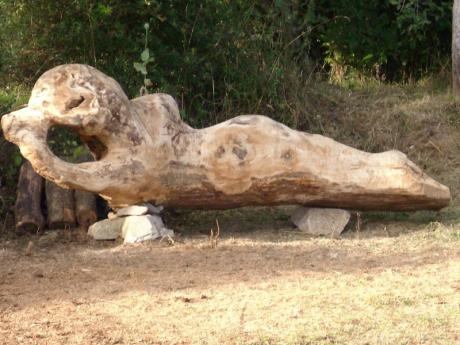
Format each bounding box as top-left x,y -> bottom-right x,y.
45,181 -> 76,229
15,161 -> 45,234
453,0 -> 460,95
75,190 -> 97,228
1,64 -> 452,211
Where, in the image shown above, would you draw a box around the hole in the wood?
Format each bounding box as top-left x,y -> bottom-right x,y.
47,126 -> 92,163
82,135 -> 108,160
65,95 -> 85,110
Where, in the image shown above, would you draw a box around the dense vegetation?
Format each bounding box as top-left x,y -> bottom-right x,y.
0,0 -> 453,123
0,0 -> 455,206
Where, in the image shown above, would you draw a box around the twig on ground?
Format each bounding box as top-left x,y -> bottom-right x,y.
25,241 -> 34,256
239,303 -> 247,330
428,140 -> 443,156
384,225 -> 390,237
160,234 -> 175,246
209,218 -> 220,248
215,218 -> 220,246
355,212 -> 362,239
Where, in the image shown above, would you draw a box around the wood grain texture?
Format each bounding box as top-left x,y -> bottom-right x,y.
1,64 -> 451,210
45,180 -> 76,229
75,190 -> 97,228
15,161 -> 45,233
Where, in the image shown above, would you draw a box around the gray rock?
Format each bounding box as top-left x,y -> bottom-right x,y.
87,217 -> 125,240
144,203 -> 164,215
290,207 -> 351,236
121,215 -> 173,244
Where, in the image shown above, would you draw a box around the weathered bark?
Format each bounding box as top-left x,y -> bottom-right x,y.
15,161 -> 45,234
74,154 -> 98,228
45,180 -> 76,229
1,64 -> 451,211
75,190 -> 97,228
453,0 -> 460,95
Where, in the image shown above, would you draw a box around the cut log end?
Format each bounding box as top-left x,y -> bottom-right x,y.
75,190 -> 98,228
16,221 -> 42,235
15,161 -> 45,234
76,210 -> 98,228
46,180 -> 76,229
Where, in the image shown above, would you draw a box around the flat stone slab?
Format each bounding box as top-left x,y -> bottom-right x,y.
115,205 -> 150,217
290,207 -> 351,236
122,215 -> 173,244
112,203 -> 164,217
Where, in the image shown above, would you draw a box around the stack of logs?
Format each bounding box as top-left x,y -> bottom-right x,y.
15,161 -> 98,233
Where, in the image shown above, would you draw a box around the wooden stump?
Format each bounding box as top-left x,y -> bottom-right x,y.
45,180 -> 76,229
75,190 -> 97,228
15,161 -> 45,234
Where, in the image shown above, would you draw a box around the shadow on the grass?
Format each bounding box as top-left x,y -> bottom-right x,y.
164,205 -> 458,240
0,218 -> 458,313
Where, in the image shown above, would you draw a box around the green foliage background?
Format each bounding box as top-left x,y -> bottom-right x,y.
0,0 -> 453,122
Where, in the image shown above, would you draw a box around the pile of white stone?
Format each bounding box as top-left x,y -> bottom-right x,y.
88,204 -> 352,243
88,203 -> 174,244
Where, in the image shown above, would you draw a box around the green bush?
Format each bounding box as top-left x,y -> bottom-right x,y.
0,87 -> 28,190
0,1 -> 316,126
315,0 -> 452,80
0,0 -> 453,125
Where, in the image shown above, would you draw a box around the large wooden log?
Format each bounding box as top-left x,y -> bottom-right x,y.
45,180 -> 76,229
1,64 -> 451,211
74,154 -> 98,228
15,161 -> 45,234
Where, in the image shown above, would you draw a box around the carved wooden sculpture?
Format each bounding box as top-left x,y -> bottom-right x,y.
1,64 -> 451,210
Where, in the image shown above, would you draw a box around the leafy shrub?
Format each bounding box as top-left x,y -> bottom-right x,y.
0,87 -> 28,189
315,0 -> 452,80
0,1 -> 317,127
0,0 -> 453,125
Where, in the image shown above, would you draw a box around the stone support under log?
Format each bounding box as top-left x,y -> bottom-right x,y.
1,64 -> 451,211
87,204 -> 173,244
291,207 -> 351,236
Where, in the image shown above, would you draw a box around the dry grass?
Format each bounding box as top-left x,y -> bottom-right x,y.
0,207 -> 459,345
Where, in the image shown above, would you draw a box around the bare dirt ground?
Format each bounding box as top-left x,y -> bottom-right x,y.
0,207 -> 459,345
